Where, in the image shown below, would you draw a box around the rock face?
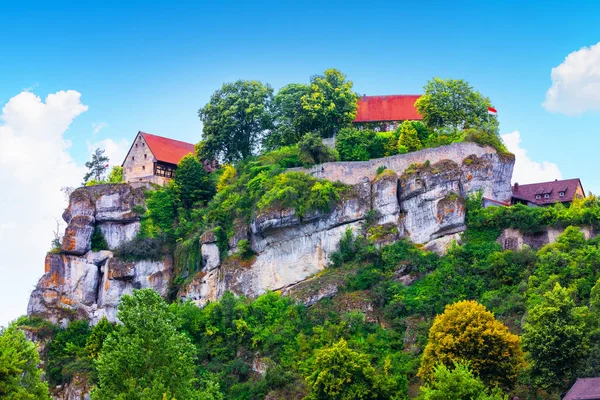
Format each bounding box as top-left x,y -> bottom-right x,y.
28,184 -> 172,326
179,143 -> 515,305
30,143 -> 514,321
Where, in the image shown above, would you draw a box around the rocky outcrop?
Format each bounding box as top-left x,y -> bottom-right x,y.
28,184 -> 172,326
180,143 -> 515,305
498,225 -> 599,251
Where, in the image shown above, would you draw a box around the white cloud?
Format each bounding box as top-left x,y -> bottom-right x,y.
91,121 -> 108,135
0,90 -> 87,327
543,42 -> 600,115
87,137 -> 129,168
501,131 -> 562,184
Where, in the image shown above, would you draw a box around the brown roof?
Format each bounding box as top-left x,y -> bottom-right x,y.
564,378 -> 600,400
140,131 -> 195,165
354,95 -> 422,123
512,178 -> 583,205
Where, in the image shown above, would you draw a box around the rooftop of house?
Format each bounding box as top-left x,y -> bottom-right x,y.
139,131 -> 195,165
564,377 -> 600,400
512,178 -> 583,205
353,94 -> 422,123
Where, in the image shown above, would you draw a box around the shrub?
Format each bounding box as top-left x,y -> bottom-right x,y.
397,121 -> 422,152
115,235 -> 167,261
335,127 -> 371,161
298,132 -> 337,165
90,226 -> 109,252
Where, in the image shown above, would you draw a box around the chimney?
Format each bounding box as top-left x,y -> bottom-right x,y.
362,94 -> 367,101
514,182 -> 519,192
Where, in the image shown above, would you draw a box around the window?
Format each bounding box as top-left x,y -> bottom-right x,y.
544,194 -> 550,199
142,166 -> 145,171
155,163 -> 175,178
131,156 -> 134,161
144,154 -> 147,159
536,195 -> 541,200
135,144 -> 138,148
559,191 -> 565,197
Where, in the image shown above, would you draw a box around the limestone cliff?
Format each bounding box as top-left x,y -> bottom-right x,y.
28,142 -> 514,324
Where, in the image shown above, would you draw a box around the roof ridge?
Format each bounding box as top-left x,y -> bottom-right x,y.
140,131 -> 195,147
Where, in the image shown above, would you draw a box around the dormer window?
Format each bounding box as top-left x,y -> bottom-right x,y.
544,194 -> 550,199
559,191 -> 565,197
536,195 -> 541,200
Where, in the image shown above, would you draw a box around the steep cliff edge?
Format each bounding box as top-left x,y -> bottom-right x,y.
28,143 -> 514,324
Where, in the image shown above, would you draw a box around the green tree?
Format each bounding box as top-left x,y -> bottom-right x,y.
522,283 -> 588,393
335,127 -> 371,161
418,300 -> 524,389
198,80 -> 274,163
46,320 -> 92,386
305,338 -> 398,400
83,148 -> 109,184
85,317 -> 114,360
298,132 -> 337,165
0,326 -> 51,399
301,69 -> 358,138
92,289 -> 204,400
415,78 -> 495,131
267,83 -> 313,148
107,166 -> 123,183
419,362 -> 506,400
174,154 -> 216,209
397,121 -> 422,153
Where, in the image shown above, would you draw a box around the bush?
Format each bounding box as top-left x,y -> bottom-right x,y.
115,235 -> 167,261
298,132 -> 337,165
335,127 -> 371,161
90,226 -> 109,252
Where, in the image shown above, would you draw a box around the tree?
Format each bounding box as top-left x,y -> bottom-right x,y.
46,319 -> 91,386
335,127 -> 371,161
419,362 -> 507,400
418,300 -> 524,389
415,78 -> 495,131
173,154 -> 215,209
397,121 -> 422,153
298,132 -> 337,165
83,148 -> 109,184
0,326 -> 51,399
107,166 -> 123,183
301,69 -> 358,138
522,283 -> 588,393
267,83 -> 313,149
305,338 -> 398,400
92,289 -> 204,400
198,80 -> 274,163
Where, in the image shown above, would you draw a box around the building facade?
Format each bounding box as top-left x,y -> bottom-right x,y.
122,131 -> 196,185
511,178 -> 585,207
352,94 -> 422,132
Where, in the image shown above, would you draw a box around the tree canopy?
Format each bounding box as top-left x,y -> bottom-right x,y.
415,78 -> 495,131
0,326 -> 51,399
267,83 -> 313,149
173,154 -> 215,209
198,80 -> 274,163
92,289 -> 205,400
418,300 -> 524,389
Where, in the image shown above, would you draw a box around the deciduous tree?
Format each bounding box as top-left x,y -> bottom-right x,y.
418,300 -> 524,389
198,80 -> 274,163
267,83 -> 313,148
522,283 -> 588,393
174,154 -> 215,209
0,326 -> 51,399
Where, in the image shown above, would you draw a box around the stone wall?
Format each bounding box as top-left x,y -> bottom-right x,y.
498,225 -> 599,251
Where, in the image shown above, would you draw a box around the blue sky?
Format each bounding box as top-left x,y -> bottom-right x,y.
2,0 -> 600,325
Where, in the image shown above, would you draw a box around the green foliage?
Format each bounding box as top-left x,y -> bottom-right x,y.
415,78 -> 496,131
93,289 -> 206,400
398,121 -> 422,152
297,132 -> 337,165
90,226 -> 108,252
0,326 -> 51,399
46,320 -> 92,386
107,166 -> 123,183
174,154 -> 216,209
236,239 -> 255,260
301,69 -> 358,138
305,339 -> 400,400
335,127 -> 372,161
419,362 -> 507,400
267,83 -> 313,148
199,80 -> 274,163
522,283 -> 588,393
115,235 -> 167,261
83,148 -> 109,185
418,300 -> 524,389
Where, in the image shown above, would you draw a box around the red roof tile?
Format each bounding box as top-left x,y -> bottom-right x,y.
564,377 -> 600,400
140,131 -> 195,165
512,178 -> 584,205
354,95 -> 422,123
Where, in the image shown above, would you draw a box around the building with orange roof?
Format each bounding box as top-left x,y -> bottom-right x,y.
122,131 -> 196,185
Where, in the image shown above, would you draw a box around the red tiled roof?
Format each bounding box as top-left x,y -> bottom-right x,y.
564,377 -> 600,400
354,95 -> 422,123
140,131 -> 195,165
512,178 -> 584,205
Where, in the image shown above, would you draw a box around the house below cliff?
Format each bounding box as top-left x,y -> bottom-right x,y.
122,131 -> 195,185
353,94 -> 422,132
511,178 -> 585,207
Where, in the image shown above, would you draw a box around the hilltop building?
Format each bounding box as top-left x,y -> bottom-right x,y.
352,94 -> 422,132
122,131 -> 196,185
564,378 -> 600,400
511,178 -> 585,207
